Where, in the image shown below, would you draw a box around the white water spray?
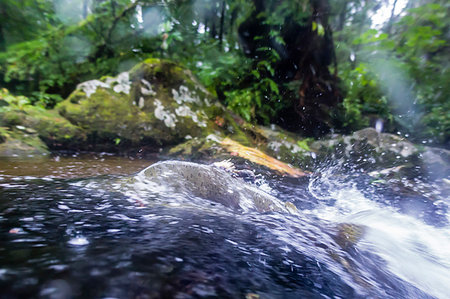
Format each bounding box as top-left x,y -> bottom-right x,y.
308,168 -> 450,299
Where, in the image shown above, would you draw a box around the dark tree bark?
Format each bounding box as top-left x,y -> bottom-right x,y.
219,0 -> 226,44
0,3 -> 6,52
0,20 -> 5,52
336,1 -> 348,31
209,4 -> 218,39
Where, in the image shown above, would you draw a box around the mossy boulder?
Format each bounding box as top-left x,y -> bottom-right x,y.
58,58 -> 253,152
0,89 -> 85,156
0,126 -> 49,157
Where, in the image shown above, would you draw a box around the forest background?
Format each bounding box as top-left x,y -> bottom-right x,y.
0,0 -> 448,146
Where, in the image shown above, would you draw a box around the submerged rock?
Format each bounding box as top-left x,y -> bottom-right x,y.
334,223 -> 367,250
134,160 -> 298,214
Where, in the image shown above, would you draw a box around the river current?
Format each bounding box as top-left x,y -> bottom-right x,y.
0,153 -> 449,298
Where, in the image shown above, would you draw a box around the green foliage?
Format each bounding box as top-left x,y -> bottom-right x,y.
0,0 -> 448,145
334,1 -> 449,144
393,3 -> 449,142
339,63 -> 392,129
0,0 -> 332,133
0,88 -> 32,112
0,0 -> 150,105
296,138 -> 312,151
192,48 -> 285,123
224,77 -> 283,123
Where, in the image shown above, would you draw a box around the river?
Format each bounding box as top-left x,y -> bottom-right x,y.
0,153 -> 449,298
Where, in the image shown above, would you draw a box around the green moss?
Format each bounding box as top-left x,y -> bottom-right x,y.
59,89 -> 140,142
130,58 -> 187,89
168,138 -> 203,156
66,90 -> 86,104
0,110 -> 23,126
0,127 -> 49,157
22,106 -> 86,148
0,89 -> 85,150
219,113 -> 252,146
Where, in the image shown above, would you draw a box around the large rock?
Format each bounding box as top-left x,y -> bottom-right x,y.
308,127 -> 449,200
133,160 -> 298,213
0,126 -> 49,157
58,58 -> 252,152
0,61 -> 314,170
0,89 -> 85,156
311,128 -> 420,170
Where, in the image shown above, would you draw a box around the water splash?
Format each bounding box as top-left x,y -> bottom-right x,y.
307,164 -> 450,299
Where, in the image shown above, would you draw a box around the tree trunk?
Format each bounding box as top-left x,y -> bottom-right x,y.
0,4 -> 6,51
337,1 -> 348,31
238,0 -> 342,136
219,0 -> 226,45
0,20 -> 5,52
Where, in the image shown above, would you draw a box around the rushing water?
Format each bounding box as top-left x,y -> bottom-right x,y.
0,153 -> 449,298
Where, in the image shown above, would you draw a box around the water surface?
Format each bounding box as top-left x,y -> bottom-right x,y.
0,154 -> 449,298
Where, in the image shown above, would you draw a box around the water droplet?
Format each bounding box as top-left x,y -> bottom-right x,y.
68,236 -> 89,246
375,119 -> 383,133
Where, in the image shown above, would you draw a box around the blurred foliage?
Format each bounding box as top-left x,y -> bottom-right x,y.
0,0 -> 448,144
332,0 -> 449,144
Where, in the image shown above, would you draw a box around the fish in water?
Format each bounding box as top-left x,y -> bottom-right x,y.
135,160 -> 299,214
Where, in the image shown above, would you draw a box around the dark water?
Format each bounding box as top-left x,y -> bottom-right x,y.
0,154 -> 449,298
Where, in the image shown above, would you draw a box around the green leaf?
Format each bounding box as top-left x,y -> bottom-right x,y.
317,23 -> 325,37
268,79 -> 279,94
296,139 -> 311,151
251,70 -> 261,79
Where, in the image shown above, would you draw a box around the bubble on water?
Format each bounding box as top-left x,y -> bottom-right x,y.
58,204 -> 70,210
68,236 -> 89,246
